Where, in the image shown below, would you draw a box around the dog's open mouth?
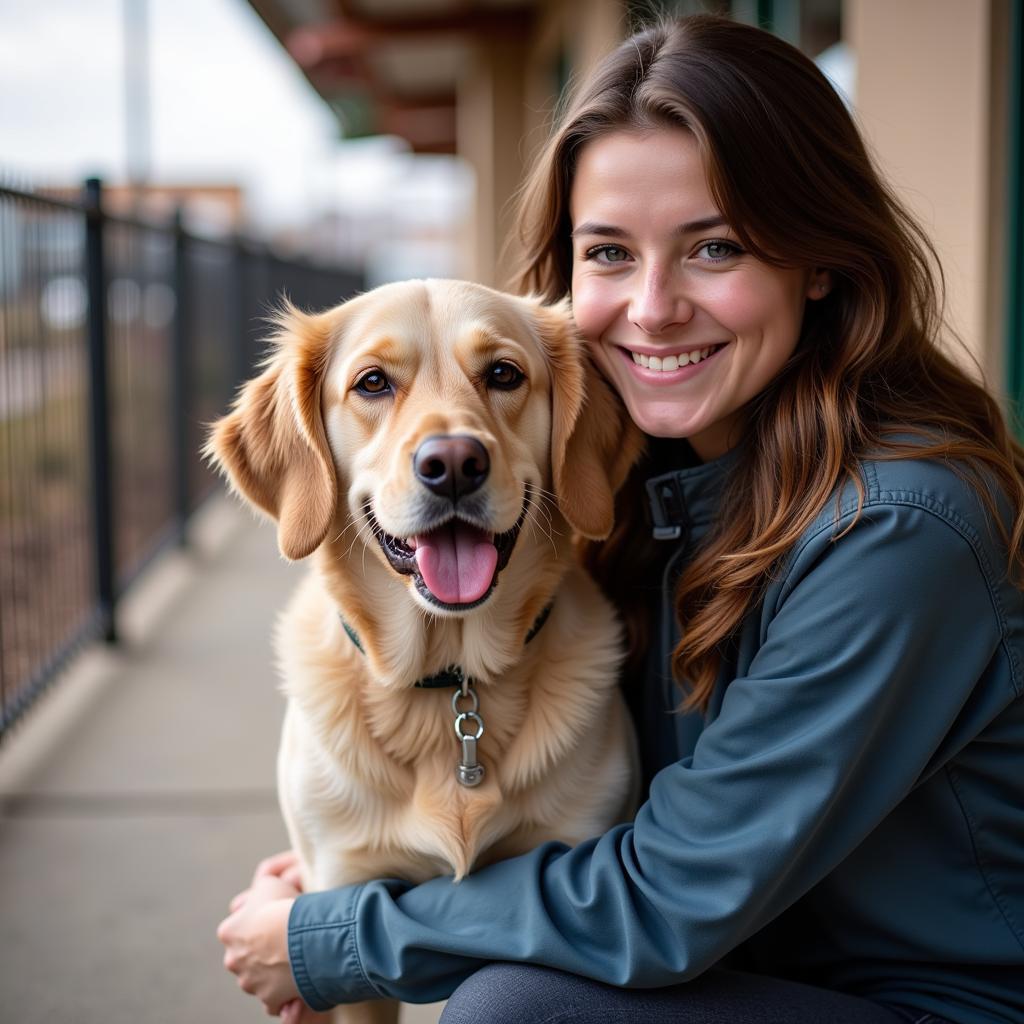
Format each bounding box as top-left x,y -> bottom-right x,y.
368,488 -> 530,611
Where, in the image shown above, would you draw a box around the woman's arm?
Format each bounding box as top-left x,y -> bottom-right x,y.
286,501 -> 1008,1011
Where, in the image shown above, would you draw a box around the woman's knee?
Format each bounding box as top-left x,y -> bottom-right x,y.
439,962 -> 595,1024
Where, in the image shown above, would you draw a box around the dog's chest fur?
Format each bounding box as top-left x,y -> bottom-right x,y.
275,570 -> 634,888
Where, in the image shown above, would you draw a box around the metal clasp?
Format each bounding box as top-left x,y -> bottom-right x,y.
452,683 -> 485,787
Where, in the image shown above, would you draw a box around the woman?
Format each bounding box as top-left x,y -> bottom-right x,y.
218,15 -> 1024,1023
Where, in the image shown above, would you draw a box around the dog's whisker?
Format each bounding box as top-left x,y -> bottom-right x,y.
526,516 -> 557,559
532,488 -> 566,527
525,494 -> 551,529
342,530 -> 361,561
526,494 -> 563,543
331,514 -> 364,547
532,485 -> 565,512
525,487 -> 555,517
533,484 -> 562,505
523,496 -> 560,557
335,514 -> 377,567
345,521 -> 373,563
360,521 -> 373,576
531,499 -> 556,534
334,514 -> 374,561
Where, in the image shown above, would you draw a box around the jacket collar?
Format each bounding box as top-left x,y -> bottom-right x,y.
644,442 -> 739,545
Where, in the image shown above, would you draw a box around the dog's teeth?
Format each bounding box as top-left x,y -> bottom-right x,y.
632,351 -> 643,366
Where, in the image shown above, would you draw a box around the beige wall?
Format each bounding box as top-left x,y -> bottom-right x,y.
846,0 -> 1009,389
457,36 -> 529,289
457,0 -> 627,290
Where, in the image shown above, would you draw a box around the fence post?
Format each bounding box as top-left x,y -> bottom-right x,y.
83,178 -> 116,643
171,207 -> 189,545
232,236 -> 250,393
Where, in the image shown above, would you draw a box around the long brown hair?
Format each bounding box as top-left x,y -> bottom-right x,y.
515,15 -> 1024,711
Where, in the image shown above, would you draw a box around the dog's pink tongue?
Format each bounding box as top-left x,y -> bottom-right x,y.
413,522 -> 498,605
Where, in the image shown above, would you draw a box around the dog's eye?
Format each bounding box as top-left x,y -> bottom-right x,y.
354,369 -> 391,396
487,361 -> 525,391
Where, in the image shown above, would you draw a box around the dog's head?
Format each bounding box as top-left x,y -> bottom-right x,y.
206,279 -> 643,614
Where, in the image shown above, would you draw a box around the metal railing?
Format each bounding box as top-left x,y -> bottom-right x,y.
0,178 -> 363,738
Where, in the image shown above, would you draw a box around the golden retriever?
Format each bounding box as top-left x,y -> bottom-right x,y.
207,279 -> 643,1023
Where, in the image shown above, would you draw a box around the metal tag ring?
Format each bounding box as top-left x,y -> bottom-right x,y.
454,710 -> 484,740
451,687 -> 479,714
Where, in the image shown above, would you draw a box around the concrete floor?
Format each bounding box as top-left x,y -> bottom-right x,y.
0,498 -> 444,1024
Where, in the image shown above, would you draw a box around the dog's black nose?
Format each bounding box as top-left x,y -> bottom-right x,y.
413,435 -> 490,502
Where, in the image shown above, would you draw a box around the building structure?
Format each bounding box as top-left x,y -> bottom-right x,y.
246,0 -> 1023,419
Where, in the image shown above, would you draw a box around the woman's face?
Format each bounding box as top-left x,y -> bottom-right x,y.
570,127 -> 823,461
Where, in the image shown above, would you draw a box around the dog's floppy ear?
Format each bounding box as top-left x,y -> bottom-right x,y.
532,299 -> 645,540
204,303 -> 337,560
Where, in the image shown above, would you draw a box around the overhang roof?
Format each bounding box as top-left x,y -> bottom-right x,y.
247,0 -> 539,153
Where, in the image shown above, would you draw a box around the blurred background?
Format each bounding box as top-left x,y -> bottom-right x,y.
0,0 -> 1021,1021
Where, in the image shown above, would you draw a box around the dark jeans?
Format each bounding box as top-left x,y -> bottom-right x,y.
439,963 -> 951,1024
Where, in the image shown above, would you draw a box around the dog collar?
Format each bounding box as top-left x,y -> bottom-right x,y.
339,602 -> 553,788
338,601 -> 554,689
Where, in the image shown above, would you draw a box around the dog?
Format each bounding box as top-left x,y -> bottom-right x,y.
208,279 -> 643,1023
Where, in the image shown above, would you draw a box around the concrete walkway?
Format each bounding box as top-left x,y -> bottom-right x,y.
0,498 -> 445,1024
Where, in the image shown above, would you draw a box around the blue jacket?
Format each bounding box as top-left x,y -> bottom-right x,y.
288,449 -> 1024,1024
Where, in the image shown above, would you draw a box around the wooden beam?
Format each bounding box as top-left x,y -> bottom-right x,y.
286,7 -> 533,69
379,102 -> 457,151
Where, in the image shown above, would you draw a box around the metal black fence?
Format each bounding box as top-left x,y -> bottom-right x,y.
0,179 -> 363,738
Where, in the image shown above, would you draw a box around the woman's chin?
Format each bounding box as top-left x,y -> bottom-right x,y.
625,401 -> 707,441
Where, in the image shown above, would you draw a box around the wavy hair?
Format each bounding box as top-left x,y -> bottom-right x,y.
515,15 -> 1024,711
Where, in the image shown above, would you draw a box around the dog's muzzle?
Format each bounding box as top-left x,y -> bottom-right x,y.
367,482 -> 531,612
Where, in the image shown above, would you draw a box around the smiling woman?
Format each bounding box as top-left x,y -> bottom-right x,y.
569,128 -> 825,459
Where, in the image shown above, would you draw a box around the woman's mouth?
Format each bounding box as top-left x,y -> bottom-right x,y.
617,342 -> 727,381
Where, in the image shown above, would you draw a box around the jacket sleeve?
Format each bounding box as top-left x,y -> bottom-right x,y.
287,502 -> 1006,1010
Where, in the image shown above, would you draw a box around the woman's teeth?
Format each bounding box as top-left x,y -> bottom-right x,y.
630,345 -> 718,371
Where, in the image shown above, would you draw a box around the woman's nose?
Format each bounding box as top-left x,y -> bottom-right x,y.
628,268 -> 694,335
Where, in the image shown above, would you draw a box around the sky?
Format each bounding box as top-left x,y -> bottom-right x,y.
0,0 -> 470,240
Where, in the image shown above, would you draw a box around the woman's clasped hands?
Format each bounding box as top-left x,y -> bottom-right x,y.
217,850 -> 327,1022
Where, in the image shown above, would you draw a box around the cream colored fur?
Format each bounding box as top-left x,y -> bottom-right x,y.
207,279 -> 644,1024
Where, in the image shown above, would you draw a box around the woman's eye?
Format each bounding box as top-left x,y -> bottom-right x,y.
487,361 -> 525,391
585,244 -> 631,264
354,369 -> 391,396
696,240 -> 742,262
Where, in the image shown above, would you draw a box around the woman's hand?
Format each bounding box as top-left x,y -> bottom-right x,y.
278,995 -> 329,1019
280,997 -> 333,1023
252,849 -> 305,890
217,874 -> 300,1015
